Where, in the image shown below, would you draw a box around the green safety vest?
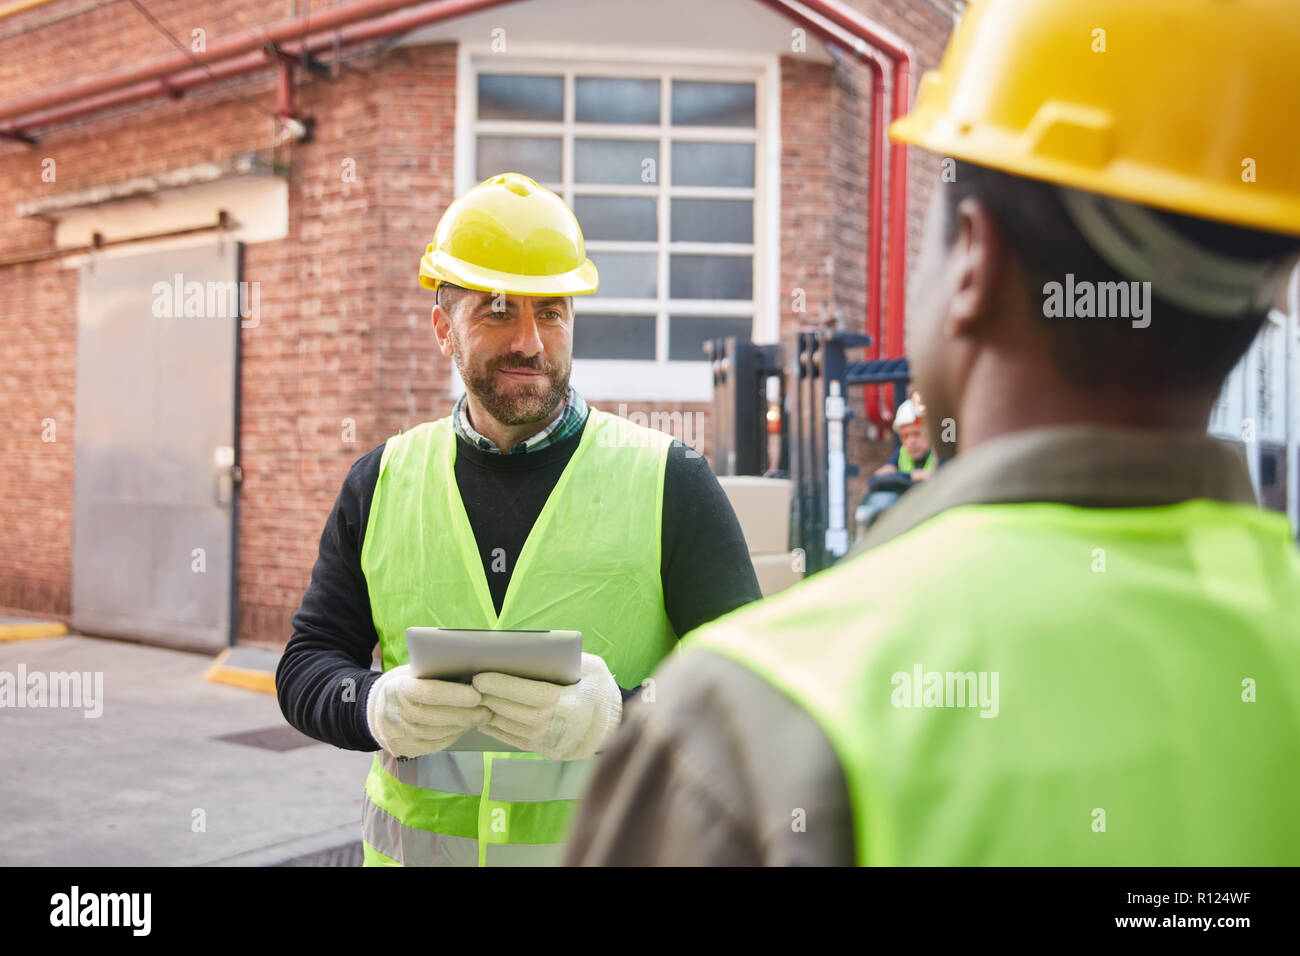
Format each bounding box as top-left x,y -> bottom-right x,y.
688,499 -> 1300,864
359,408 -> 677,866
897,445 -> 933,474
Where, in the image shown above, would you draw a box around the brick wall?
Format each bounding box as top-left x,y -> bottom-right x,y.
0,257 -> 75,617
0,0 -> 956,646
0,1 -> 315,625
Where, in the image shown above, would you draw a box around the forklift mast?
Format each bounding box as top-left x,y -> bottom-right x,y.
709,332 -> 913,576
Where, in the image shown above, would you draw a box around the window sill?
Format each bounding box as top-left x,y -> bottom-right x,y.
571,359 -> 713,402
447,359 -> 714,403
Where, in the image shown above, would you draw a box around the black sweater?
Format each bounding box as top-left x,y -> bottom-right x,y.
277,422 -> 763,752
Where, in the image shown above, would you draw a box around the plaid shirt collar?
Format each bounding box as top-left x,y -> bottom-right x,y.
453,385 -> 589,454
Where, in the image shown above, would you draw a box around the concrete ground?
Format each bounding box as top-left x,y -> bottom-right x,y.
0,634 -> 372,866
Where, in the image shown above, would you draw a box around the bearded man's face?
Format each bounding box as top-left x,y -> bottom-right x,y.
444,290 -> 573,426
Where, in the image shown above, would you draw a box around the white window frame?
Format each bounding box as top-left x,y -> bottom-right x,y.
1211,308 -> 1294,499
1255,315 -> 1284,443
453,42 -> 781,402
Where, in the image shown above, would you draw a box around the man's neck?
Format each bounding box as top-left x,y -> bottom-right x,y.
957,386 -> 1215,453
464,395 -> 565,452
946,351 -> 1218,455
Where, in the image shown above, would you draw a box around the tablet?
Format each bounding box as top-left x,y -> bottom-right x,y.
405,627 -> 583,686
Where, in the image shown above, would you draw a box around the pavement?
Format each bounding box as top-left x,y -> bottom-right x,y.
0,632 -> 372,866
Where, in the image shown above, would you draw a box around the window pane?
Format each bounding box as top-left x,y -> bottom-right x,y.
477,74 -> 564,121
576,77 -> 660,124
671,198 -> 752,243
669,254 -> 752,299
575,195 -> 658,241
574,314 -> 656,359
476,136 -> 561,183
672,81 -> 755,127
575,139 -> 658,185
671,142 -> 754,187
591,252 -> 658,298
669,315 -> 753,361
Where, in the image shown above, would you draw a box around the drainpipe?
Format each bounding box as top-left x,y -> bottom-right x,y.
2,0 -> 438,122
1288,265 -> 1299,537
0,0 -> 522,137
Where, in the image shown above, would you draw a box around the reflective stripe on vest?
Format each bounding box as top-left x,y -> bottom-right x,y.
358,408 -> 677,866
373,749 -> 598,801
689,499 -> 1300,865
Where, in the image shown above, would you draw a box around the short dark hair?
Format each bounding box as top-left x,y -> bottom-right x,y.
436,282 -> 574,320
435,282 -> 475,317
943,160 -> 1299,390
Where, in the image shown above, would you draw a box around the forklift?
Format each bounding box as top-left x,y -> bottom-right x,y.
706,330 -> 916,579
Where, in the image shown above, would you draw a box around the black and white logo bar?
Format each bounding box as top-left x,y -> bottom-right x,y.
49,886 -> 150,937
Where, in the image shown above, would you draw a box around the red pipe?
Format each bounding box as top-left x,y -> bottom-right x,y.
276,58 -> 295,120
804,0 -> 910,62
0,0 -> 489,125
3,51 -> 278,132
0,0 -> 523,134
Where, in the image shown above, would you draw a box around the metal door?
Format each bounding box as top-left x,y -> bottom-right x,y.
72,241 -> 241,652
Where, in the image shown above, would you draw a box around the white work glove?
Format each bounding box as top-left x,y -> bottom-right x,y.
471,653 -> 622,761
366,664 -> 493,759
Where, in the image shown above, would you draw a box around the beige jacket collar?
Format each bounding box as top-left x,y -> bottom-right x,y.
855,425 -> 1259,554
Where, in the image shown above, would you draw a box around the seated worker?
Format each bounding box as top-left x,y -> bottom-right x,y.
858,398 -> 940,536
874,398 -> 937,482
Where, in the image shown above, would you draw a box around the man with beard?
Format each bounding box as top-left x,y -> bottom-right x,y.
277,173 -> 760,867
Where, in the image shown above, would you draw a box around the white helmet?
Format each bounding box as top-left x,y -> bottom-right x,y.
892,399 -> 923,434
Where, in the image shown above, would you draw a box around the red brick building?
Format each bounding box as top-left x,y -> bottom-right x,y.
0,0 -> 959,651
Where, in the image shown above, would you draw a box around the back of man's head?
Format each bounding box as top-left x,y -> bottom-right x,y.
941,160 -> 1299,396
890,0 -> 1300,450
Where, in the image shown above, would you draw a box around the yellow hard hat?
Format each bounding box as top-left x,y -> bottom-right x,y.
419,172 -> 599,295
889,0 -> 1300,237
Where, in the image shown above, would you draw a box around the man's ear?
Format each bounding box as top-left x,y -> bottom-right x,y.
432,303 -> 454,358
947,196 -> 1006,338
